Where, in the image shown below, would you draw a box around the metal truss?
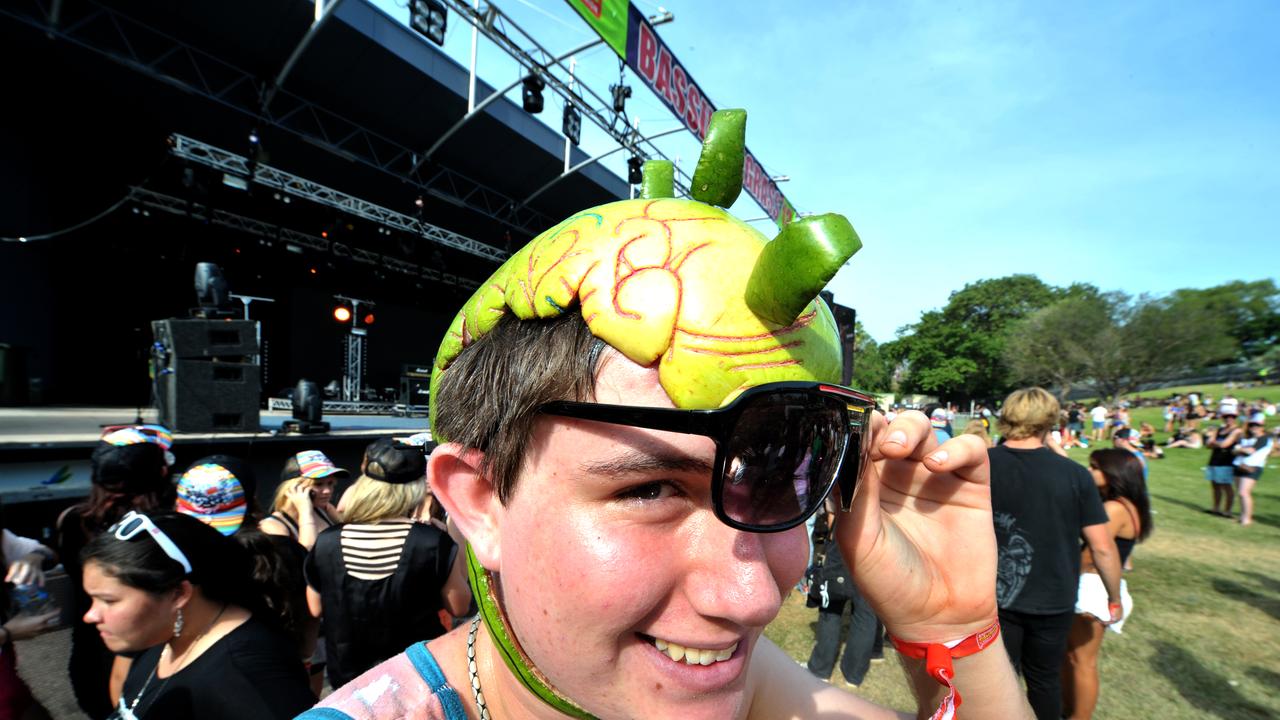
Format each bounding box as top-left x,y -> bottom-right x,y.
439,0 -> 695,197
0,0 -> 557,236
129,186 -> 480,291
170,134 -> 506,264
267,398 -> 404,415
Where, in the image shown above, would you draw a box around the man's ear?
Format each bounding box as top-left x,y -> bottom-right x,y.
428,442 -> 503,571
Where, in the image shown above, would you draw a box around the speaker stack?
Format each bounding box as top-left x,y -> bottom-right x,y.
152,319 -> 261,433
399,363 -> 431,410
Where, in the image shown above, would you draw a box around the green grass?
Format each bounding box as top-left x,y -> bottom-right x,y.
1082,381 -> 1278,408
764,400 -> 1280,718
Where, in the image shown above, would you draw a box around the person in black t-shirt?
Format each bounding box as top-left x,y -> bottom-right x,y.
80,511 -> 314,719
988,388 -> 1123,720
305,438 -> 471,688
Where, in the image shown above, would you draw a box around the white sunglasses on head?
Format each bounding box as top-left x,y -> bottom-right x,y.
111,511 -> 193,574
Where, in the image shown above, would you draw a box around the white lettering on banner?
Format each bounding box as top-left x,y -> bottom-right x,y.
630,12 -> 790,222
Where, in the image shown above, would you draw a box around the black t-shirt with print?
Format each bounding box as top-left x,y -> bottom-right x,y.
115,616 -> 314,719
988,446 -> 1109,615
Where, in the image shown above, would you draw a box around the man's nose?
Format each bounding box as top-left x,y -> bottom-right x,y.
681,514 -> 798,628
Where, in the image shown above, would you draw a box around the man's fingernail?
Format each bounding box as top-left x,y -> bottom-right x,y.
885,430 -> 907,446
929,451 -> 949,464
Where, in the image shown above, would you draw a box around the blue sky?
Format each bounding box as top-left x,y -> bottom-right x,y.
375,0 -> 1279,341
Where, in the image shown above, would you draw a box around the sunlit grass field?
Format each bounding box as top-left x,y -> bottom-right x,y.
765,383 -> 1280,718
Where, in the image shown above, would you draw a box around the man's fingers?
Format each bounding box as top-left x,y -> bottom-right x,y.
920,434 -> 991,485
873,410 -> 939,462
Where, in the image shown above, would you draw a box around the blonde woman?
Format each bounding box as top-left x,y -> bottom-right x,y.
261,451 -> 347,551
304,439 -> 470,688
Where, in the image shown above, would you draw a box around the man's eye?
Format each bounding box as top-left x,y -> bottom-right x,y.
617,482 -> 675,502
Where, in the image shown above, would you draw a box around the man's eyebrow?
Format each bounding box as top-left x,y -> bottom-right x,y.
580,449 -> 714,477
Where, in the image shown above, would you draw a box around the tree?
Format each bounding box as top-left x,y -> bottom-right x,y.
1007,291 -> 1238,401
850,321 -> 893,392
1169,280 -> 1279,360
893,275 -> 1057,400
1005,292 -> 1113,400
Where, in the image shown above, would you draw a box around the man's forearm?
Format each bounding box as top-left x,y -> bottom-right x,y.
1092,545 -> 1123,601
900,642 -> 1032,720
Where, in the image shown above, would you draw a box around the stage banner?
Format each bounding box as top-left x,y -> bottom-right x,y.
563,0 -> 797,227
566,0 -> 628,58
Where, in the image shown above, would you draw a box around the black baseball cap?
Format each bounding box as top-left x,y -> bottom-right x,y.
91,442 -> 169,494
363,438 -> 426,485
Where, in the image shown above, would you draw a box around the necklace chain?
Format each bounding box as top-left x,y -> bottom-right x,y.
126,603 -> 228,716
467,617 -> 492,720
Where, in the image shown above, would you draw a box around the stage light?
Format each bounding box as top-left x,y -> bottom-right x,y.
563,104 -> 582,146
363,313 -> 376,326
414,195 -> 425,209
248,129 -> 260,145
310,267 -> 318,275
283,379 -> 329,434
411,0 -> 447,46
627,155 -> 643,185
611,84 -> 632,113
193,262 -> 233,317
333,306 -> 352,323
522,74 -> 545,114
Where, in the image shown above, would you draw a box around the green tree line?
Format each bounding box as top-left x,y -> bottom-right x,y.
855,277 -> 1278,402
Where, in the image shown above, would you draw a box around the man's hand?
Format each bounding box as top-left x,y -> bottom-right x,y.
835,410 -> 997,643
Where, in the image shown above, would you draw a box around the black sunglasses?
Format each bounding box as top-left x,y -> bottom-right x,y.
539,381 -> 877,533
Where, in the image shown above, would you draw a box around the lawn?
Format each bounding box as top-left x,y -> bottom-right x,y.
764,384 -> 1280,719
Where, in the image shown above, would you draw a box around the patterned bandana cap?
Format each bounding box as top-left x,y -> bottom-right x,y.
101,424 -> 176,466
176,463 -> 247,536
292,450 -> 346,479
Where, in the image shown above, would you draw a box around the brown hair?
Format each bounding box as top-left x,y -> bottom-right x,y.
432,312 -> 605,503
998,387 -> 1060,441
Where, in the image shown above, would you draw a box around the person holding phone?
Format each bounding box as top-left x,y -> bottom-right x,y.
261,451 -> 346,551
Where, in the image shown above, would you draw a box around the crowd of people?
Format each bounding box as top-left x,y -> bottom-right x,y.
0,427 -> 467,719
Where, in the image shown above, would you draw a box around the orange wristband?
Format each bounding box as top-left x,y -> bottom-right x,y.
888,619 -> 1001,720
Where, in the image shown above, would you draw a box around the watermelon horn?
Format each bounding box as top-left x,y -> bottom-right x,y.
690,108 -> 746,208
639,159 -> 674,199
746,213 -> 862,326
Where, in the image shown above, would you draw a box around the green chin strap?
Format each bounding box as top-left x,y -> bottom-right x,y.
466,543 -> 598,720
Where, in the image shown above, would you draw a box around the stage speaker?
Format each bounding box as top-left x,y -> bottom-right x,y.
156,360 -> 261,433
152,319 -> 258,359
399,376 -> 430,406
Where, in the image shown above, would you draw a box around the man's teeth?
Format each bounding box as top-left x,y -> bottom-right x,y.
652,637 -> 737,665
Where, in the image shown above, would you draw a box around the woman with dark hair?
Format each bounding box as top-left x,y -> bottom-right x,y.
81,510 -> 314,719
1062,448 -> 1153,719
56,429 -> 175,719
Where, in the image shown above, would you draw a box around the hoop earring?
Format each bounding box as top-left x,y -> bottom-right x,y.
173,608 -> 184,638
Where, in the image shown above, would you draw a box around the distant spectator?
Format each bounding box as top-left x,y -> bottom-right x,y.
806,533 -> 882,687
1113,429 -> 1148,481
1205,413 -> 1244,517
1166,429 -> 1204,450
963,421 -> 994,447
923,403 -> 951,444
1233,414 -> 1273,527
1089,404 -> 1109,442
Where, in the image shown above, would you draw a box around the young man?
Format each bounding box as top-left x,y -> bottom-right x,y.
303,115 -> 1029,720
988,388 -> 1123,720
1089,403 -> 1109,443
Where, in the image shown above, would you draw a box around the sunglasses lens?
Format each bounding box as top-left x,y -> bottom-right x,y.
721,392 -> 848,529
